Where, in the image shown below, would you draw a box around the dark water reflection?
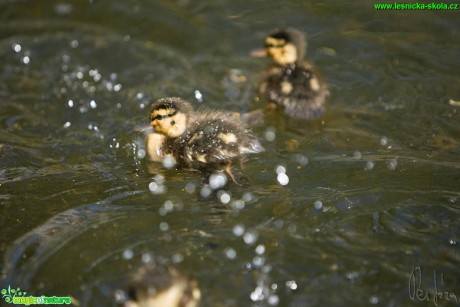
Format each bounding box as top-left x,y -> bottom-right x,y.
1,0 -> 459,306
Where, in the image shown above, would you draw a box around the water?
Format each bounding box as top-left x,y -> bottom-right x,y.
1,0 -> 459,306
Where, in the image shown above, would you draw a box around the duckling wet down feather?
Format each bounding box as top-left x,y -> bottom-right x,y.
125,266 -> 201,307
145,97 -> 264,183
253,28 -> 329,120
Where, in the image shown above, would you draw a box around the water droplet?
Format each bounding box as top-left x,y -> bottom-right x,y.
54,3 -> 73,15
113,289 -> 127,303
149,182 -> 158,192
171,253 -> 183,263
387,159 -> 397,170
233,224 -> 245,236
253,255 -> 265,267
90,100 -> 97,109
122,249 -> 133,260
288,224 -> 297,234
250,286 -> 264,301
12,43 -> 21,53
141,253 -> 153,264
230,199 -> 245,210
345,271 -> 360,281
67,99 -> 74,107
243,230 -> 259,245
159,222 -> 169,231
285,280 -> 297,290
22,56 -> 30,64
380,136 -> 388,146
209,172 -> 228,190
184,182 -> 196,194
217,190 -> 231,204
277,173 -> 289,185
264,127 -> 276,142
242,192 -> 255,203
200,185 -> 212,198
149,182 -> 166,194
63,121 -> 71,128
449,239 -> 457,245
255,244 -> 265,255
369,295 -> 379,304
158,207 -> 167,216
268,294 -> 279,305
224,247 -> 237,259
137,149 -> 146,159
164,200 -> 174,212
275,165 -> 286,174
162,155 -> 176,169
314,200 -> 323,210
293,154 -> 308,166
353,150 -> 362,159
154,175 -> 165,185
194,90 -> 203,102
114,84 -> 122,92
70,40 -> 79,48
366,161 -> 375,170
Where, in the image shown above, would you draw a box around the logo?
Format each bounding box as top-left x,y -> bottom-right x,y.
1,286 -> 72,305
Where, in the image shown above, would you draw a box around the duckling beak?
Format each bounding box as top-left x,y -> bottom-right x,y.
249,48 -> 267,58
134,124 -> 154,135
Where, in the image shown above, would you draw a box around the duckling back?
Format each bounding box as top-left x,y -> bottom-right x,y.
170,110 -> 263,169
259,62 -> 328,120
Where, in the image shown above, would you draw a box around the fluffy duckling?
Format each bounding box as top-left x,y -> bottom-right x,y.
125,266 -> 201,307
145,97 -> 264,182
253,28 -> 328,120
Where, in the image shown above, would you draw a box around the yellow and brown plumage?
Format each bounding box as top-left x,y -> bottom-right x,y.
254,28 -> 328,120
125,266 -> 201,307
146,97 -> 264,181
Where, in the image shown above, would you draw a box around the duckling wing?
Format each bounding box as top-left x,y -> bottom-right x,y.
259,64 -> 328,120
179,118 -> 263,167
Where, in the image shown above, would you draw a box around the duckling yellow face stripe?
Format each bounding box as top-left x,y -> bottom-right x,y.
150,108 -> 178,122
265,37 -> 286,48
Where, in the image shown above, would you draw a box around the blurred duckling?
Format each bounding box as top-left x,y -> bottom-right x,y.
125,266 -> 201,307
145,97 -> 264,183
252,28 -> 328,120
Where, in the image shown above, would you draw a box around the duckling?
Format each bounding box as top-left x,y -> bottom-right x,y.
253,28 -> 328,120
125,266 -> 201,307
145,97 -> 264,183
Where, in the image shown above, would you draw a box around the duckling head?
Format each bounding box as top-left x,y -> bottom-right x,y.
263,28 -> 306,65
150,97 -> 193,138
125,266 -> 201,307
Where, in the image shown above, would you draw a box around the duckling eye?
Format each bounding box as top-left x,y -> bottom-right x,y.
171,120 -> 175,126
151,110 -> 178,121
265,43 -> 282,48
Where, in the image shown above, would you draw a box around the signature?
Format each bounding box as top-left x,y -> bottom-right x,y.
409,266 -> 458,306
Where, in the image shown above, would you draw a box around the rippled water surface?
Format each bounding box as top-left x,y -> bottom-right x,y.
1,0 -> 459,306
